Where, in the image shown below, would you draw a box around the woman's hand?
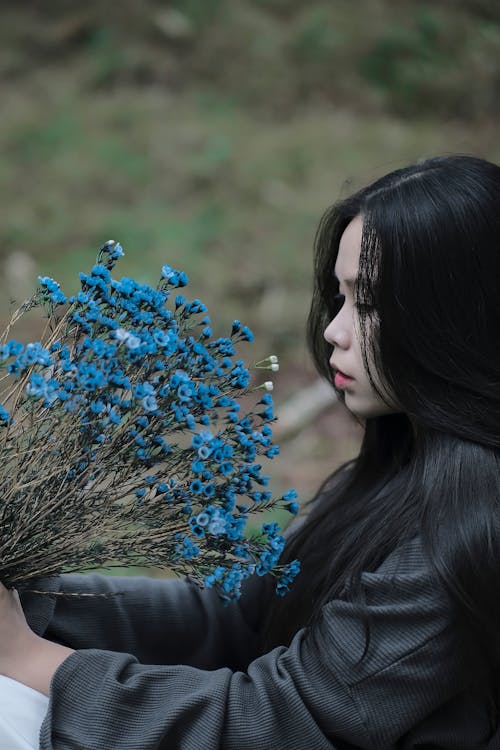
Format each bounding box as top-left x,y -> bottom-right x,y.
0,582 -> 74,696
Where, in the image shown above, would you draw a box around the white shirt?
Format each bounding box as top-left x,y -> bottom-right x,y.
0,675 -> 48,749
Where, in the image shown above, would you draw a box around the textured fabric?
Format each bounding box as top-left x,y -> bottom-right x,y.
0,675 -> 48,749
21,537 -> 500,749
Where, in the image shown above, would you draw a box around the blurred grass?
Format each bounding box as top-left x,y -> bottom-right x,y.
2,88 -> 497,364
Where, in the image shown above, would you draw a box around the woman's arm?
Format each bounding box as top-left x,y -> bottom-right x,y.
0,539 -> 473,749
2,583 -> 370,749
25,571 -> 270,670
23,516 -> 302,668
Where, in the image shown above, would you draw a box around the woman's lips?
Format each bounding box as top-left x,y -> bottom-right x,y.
331,363 -> 354,389
334,371 -> 354,389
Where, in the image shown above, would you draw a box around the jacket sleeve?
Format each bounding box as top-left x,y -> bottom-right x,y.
39,513 -> 305,669
39,539 -> 466,750
42,572 -> 270,671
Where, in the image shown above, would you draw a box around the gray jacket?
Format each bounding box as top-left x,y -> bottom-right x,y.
21,537 -> 499,749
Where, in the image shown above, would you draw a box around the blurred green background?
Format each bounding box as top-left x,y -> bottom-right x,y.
1,0 -> 499,543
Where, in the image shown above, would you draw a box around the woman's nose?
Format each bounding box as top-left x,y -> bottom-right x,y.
324,315 -> 350,349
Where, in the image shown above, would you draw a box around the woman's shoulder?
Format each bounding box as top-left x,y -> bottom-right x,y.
316,534 -> 454,682
359,534 -> 443,601
370,533 -> 428,577
301,534 -> 464,745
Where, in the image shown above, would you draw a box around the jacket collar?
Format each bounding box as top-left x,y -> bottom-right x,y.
19,577 -> 61,636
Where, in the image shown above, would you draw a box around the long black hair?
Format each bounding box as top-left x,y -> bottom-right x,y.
265,155 -> 500,697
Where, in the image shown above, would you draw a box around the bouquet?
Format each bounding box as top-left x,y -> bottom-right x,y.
0,241 -> 300,602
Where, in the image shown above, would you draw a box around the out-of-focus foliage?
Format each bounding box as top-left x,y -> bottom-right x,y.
1,1 -> 499,116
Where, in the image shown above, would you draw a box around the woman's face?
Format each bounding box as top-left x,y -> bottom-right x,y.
323,214 -> 398,419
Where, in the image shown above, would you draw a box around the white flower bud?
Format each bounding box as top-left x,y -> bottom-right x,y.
263,381 -> 274,391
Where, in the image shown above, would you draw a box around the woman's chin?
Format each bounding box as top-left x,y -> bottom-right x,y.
344,393 -> 398,420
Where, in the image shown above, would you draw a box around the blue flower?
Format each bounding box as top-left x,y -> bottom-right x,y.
161,265 -> 189,287
108,407 -> 121,425
192,459 -> 205,474
240,325 -> 254,342
115,328 -> 141,350
208,515 -> 226,535
8,341 -> 23,357
91,264 -> 111,282
275,560 -> 301,596
38,276 -> 60,293
266,445 -> 280,458
189,519 -> 206,538
177,382 -> 194,403
196,512 -> 210,526
26,372 -> 58,404
111,242 -> 124,259
197,444 -> 212,459
90,399 -> 105,414
261,406 -> 274,421
191,434 -> 205,449
142,395 -> 158,412
134,382 -> 155,399
50,289 -> 67,305
175,536 -> 199,560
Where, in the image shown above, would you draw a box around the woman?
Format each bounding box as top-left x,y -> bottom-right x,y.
1,153 -> 500,748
